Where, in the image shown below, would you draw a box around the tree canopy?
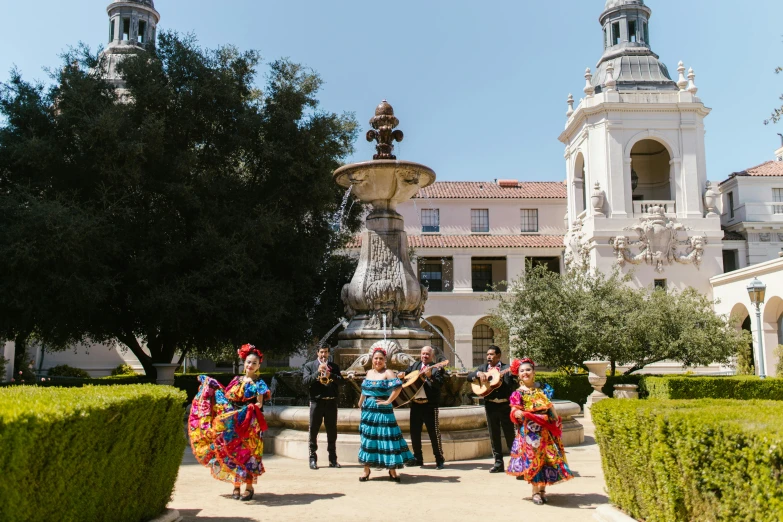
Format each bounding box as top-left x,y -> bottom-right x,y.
487,264 -> 749,375
0,34 -> 362,377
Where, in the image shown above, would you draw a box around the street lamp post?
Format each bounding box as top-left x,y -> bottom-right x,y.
746,277 -> 767,379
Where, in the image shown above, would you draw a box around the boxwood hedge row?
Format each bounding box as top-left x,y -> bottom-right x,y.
645,375 -> 783,400
592,399 -> 783,522
0,384 -> 186,522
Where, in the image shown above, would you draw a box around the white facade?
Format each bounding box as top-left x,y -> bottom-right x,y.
712,257 -> 783,377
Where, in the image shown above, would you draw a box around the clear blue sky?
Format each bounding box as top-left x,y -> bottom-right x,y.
2,0 -> 782,183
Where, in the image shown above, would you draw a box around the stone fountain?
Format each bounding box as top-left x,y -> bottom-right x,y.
263,102 -> 584,462
333,100 -> 436,371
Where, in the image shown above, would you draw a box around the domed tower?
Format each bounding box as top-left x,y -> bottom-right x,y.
593,0 -> 676,92
558,0 -> 723,296
101,0 -> 161,96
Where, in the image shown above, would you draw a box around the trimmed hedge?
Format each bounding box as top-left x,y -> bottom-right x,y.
645,375 -> 783,400
0,384 -> 186,522
46,364 -> 91,378
593,399 -> 783,522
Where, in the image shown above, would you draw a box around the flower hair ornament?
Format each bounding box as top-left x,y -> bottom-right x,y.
510,358 -> 535,376
238,343 -> 264,362
371,346 -> 387,357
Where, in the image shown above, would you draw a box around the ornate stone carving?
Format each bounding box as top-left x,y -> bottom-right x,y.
611,205 -> 704,273
564,216 -> 590,271
345,339 -> 417,372
365,100 -> 404,160
760,232 -> 771,242
778,233 -> 783,243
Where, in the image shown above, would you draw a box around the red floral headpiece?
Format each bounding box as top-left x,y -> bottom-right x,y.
371,346 -> 387,357
510,358 -> 535,375
238,343 -> 263,362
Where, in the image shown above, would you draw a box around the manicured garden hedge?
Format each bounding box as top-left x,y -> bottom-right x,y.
592,399 -> 783,522
645,375 -> 783,400
0,384 -> 186,522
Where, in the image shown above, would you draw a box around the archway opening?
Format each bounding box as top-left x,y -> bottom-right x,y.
574,153 -> 586,215
630,139 -> 673,213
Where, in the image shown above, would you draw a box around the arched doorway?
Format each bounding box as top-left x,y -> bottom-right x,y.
731,302 -> 753,375
421,316 -> 455,365
762,296 -> 783,377
471,322 -> 495,367
574,152 -> 587,215
630,139 -> 673,213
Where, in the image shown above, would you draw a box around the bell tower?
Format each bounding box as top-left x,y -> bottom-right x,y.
101,1 -> 160,96
559,0 -> 723,295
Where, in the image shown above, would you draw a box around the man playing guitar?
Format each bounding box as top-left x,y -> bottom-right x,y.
398,346 -> 445,469
468,345 -> 517,473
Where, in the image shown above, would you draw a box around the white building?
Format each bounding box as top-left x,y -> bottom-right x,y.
394,181 -> 567,368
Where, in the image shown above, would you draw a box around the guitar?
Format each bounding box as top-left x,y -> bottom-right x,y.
392,360 -> 450,408
471,367 -> 512,397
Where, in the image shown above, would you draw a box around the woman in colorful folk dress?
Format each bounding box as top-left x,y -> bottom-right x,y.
507,358 -> 573,505
189,343 -> 271,501
357,347 -> 416,482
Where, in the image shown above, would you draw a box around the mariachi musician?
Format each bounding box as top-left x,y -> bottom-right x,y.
468,345 -> 517,473
302,345 -> 343,470
398,346 -> 445,469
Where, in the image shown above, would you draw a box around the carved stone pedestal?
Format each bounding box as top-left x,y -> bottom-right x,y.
583,360 -> 610,421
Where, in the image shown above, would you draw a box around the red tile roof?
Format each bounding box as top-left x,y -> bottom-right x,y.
415,181 -> 567,199
346,235 -> 565,249
721,160 -> 783,185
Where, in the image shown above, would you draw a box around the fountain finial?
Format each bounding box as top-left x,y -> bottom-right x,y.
366,100 -> 404,160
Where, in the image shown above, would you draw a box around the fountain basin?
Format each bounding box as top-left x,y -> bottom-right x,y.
333,160 -> 435,209
262,401 -> 584,462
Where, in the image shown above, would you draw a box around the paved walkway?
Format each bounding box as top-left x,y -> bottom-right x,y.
170,417 -> 607,522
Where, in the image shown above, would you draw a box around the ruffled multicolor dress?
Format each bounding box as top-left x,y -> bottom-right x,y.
189,375 -> 271,484
506,384 -> 573,486
358,378 -> 416,469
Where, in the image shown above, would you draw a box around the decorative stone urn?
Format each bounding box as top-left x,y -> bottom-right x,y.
591,182 -> 605,216
583,360 -> 610,420
613,384 -> 639,399
703,181 -> 718,217
152,363 -> 179,386
333,101 -> 436,369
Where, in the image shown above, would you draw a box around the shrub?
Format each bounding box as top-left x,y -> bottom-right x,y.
0,356 -> 7,381
110,363 -> 137,376
592,399 -> 783,522
536,372 -> 593,406
645,375 -> 783,400
777,344 -> 783,377
46,364 -> 90,378
0,384 -> 186,522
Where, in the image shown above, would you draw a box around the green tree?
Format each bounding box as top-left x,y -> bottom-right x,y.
489,265 -> 748,375
0,34 -> 361,379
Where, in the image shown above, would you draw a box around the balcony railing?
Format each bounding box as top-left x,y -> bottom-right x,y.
633,200 -> 676,216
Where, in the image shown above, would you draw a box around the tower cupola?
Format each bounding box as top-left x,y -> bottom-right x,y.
593,0 -> 676,92
101,1 -> 161,97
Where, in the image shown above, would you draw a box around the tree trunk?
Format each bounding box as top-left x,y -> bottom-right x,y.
610,359 -> 616,377
117,330 -> 155,380
13,330 -> 32,377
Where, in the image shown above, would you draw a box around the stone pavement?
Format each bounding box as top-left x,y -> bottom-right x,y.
170,417 -> 608,522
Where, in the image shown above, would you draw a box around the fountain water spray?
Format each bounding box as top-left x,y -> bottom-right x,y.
421,317 -> 467,372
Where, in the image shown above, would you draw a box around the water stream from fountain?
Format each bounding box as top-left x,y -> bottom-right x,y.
422,317 -> 467,371
382,313 -> 387,341
316,317 -> 348,348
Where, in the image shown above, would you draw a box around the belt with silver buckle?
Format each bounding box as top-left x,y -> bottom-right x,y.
413,399 -> 429,404
487,398 -> 509,403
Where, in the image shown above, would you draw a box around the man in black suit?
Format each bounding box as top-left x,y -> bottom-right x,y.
398,346 -> 445,469
302,345 -> 342,470
468,345 -> 517,473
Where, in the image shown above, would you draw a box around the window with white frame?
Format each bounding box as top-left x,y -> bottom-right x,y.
422,209 -> 440,233
520,209 -> 539,233
471,209 -> 489,233
773,189 -> 783,214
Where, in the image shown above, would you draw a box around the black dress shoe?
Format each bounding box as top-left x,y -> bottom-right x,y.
240,489 -> 254,502
489,464 -> 504,473
435,462 -> 445,470
413,459 -> 424,467
329,461 -> 341,468
309,459 -> 318,470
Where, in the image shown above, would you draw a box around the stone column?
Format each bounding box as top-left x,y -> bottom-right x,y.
505,254 -> 526,287
452,254 -> 473,293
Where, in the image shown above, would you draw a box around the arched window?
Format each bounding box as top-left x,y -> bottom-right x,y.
472,324 -> 494,367
778,314 -> 783,346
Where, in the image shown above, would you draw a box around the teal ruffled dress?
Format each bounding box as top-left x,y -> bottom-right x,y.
358,378 -> 416,469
